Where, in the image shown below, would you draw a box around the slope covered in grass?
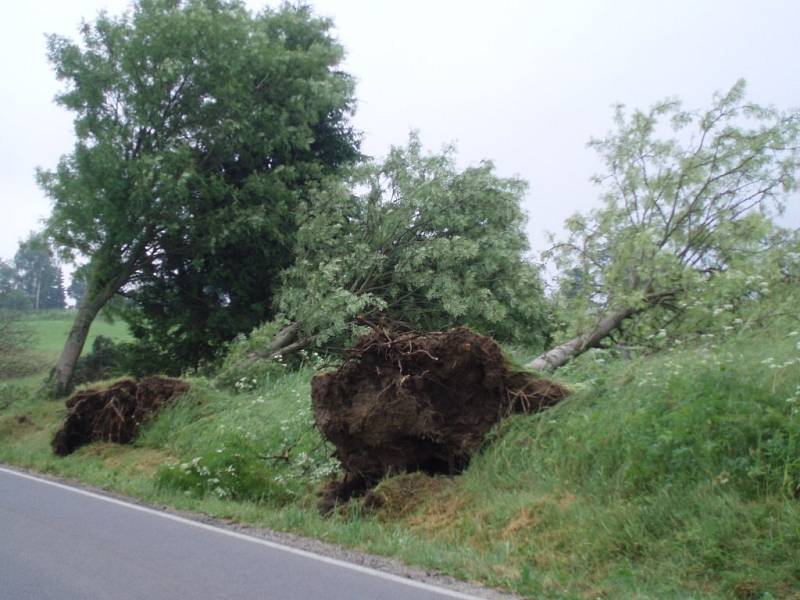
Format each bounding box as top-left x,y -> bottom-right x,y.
399,323 -> 800,598
1,318 -> 798,598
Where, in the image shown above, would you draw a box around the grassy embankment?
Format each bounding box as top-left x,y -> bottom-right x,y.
1,309 -> 799,599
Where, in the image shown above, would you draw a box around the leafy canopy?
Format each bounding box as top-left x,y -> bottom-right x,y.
549,80 -> 800,340
275,134 -> 550,349
0,232 -> 65,310
13,232 -> 66,310
38,0 -> 359,369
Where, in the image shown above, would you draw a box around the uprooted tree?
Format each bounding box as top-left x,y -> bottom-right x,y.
249,135 -> 552,360
38,0 -> 358,395
52,377 -> 190,456
529,80 -> 800,371
312,324 -> 568,511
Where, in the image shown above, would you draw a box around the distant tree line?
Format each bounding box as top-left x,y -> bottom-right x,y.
0,231 -> 66,310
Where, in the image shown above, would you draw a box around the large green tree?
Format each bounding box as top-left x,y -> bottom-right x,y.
254,135 -> 550,358
530,81 -> 800,371
39,0 -> 358,393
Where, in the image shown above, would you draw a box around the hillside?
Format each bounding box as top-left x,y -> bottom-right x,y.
1,311 -> 798,598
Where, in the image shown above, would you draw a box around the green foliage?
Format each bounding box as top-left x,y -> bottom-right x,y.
0,290 -> 33,311
39,0 -> 359,373
548,80 -> 800,347
648,227 -> 800,345
0,260 -> 17,298
555,228 -> 800,357
71,335 -> 131,385
0,232 -> 65,310
276,134 -> 550,350
214,325 -> 289,389
214,320 -> 325,389
0,383 -> 33,410
67,268 -> 87,306
515,332 -> 800,498
145,375 -> 339,504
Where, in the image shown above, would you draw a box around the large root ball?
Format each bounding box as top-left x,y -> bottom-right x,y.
312,326 -> 567,512
52,377 -> 190,456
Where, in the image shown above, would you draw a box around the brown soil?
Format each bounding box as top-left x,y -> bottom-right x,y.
52,377 -> 190,456
312,325 -> 568,513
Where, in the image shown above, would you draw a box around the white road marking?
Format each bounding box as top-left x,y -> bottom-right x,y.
0,465 -> 486,600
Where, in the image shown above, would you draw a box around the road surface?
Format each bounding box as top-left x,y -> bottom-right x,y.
0,466 -> 486,600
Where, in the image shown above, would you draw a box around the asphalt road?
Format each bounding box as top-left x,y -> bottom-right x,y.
0,467 -> 485,600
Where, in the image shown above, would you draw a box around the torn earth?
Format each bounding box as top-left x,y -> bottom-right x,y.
312,325 -> 568,513
52,377 -> 190,456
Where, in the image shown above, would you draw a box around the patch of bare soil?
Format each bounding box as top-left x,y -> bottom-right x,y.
312,325 -> 568,513
52,377 -> 189,456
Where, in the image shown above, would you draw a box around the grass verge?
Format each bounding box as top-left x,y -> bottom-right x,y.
1,321 -> 799,599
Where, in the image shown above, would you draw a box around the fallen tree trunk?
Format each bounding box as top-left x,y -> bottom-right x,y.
261,322 -> 300,355
248,322 -> 311,360
526,306 -> 640,371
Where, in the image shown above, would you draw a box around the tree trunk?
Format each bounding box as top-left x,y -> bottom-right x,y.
265,322 -> 300,355
50,285 -> 117,397
526,306 -> 640,372
249,322 -> 310,360
34,272 -> 42,310
50,251 -> 143,397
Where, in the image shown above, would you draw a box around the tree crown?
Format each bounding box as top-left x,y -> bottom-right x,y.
549,80 -> 800,333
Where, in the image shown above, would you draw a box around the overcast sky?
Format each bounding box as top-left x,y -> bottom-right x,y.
1,0 -> 798,264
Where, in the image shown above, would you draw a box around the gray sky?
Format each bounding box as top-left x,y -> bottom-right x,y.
1,0 -> 798,263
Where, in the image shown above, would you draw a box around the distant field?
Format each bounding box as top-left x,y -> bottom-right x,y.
2,310 -> 132,385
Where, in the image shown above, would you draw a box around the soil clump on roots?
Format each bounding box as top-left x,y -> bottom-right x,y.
312,325 -> 568,513
52,377 -> 190,456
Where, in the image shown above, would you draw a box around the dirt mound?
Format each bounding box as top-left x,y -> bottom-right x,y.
52,377 -> 190,456
312,325 -> 568,512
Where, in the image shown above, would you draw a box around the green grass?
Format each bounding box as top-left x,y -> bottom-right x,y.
1,314 -> 799,598
24,310 -> 132,362
1,310 -> 132,386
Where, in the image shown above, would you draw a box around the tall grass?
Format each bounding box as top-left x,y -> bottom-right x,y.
142,372 -> 339,504
400,323 -> 800,598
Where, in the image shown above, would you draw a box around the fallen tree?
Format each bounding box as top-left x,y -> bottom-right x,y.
311,324 -> 568,512
528,306 -> 641,371
529,80 -> 800,371
256,135 -> 550,362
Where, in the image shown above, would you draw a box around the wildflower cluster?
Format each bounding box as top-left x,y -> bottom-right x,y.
234,377 -> 259,392
157,370 -> 340,503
